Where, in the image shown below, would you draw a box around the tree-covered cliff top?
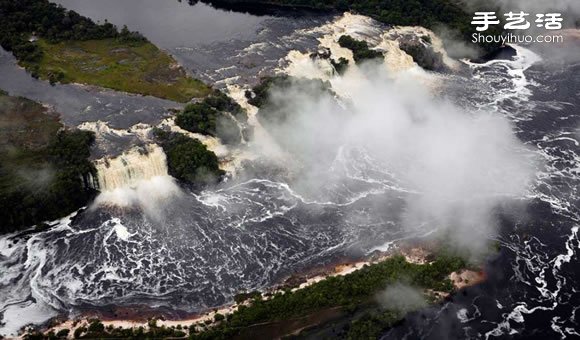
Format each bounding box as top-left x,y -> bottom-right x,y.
201,0 -> 502,53
0,91 -> 97,233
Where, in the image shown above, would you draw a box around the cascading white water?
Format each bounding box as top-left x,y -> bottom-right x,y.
92,144 -> 182,211
280,13 -> 456,101
94,144 -> 168,191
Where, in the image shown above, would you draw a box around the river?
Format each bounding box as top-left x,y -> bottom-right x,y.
0,1 -> 579,339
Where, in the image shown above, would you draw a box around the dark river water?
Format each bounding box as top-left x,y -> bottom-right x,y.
54,0 -> 268,46
0,1 -> 579,339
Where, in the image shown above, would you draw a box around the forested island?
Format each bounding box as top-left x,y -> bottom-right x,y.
246,75 -> 333,109
154,129 -> 225,187
245,75 -> 336,137
0,0 -> 211,102
175,90 -> 249,145
0,90 -> 97,233
338,35 -> 384,63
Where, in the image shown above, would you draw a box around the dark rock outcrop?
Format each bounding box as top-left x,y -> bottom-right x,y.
470,45 -> 517,64
397,34 -> 448,72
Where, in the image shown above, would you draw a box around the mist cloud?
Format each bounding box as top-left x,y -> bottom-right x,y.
93,176 -> 183,222
433,25 -> 481,59
376,282 -> 427,313
248,62 -> 538,255
16,167 -> 55,191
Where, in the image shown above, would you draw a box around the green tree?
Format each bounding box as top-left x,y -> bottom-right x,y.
154,130 -> 224,187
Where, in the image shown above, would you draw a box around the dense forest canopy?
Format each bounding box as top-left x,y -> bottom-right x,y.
246,75 -> 333,109
154,129 -> 225,187
176,102 -> 220,137
175,91 -> 247,145
0,91 -> 97,233
200,0 -> 503,53
247,75 -> 336,131
338,35 -> 384,63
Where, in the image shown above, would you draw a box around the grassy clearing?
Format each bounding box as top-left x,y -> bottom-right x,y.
27,39 -> 211,102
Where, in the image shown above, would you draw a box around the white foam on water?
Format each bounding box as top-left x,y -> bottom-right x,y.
1,301 -> 58,336
463,44 -> 542,115
370,240 -> 396,253
485,225 -> 579,339
0,235 -> 18,258
505,45 -> 542,99
194,191 -> 229,211
104,218 -> 132,241
0,214 -> 80,337
457,308 -> 470,323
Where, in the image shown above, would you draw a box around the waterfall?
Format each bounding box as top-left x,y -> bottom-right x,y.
280,13 -> 460,96
92,144 -> 181,211
94,144 -> 169,191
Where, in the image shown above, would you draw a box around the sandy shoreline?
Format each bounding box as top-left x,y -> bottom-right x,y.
27,244 -> 485,339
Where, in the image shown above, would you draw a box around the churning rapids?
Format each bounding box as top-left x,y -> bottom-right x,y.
1,2 -> 579,339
